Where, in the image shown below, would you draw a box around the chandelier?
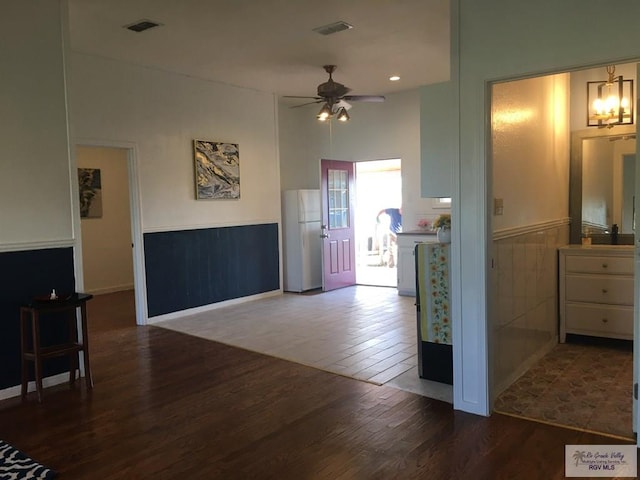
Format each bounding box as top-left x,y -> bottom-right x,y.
587,65 -> 634,128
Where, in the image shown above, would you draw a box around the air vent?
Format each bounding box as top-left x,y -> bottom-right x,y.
124,20 -> 162,33
312,21 -> 353,36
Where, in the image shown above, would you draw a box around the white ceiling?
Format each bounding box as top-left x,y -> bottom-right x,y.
67,0 -> 450,101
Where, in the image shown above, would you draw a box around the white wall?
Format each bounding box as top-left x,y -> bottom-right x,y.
492,74 -> 570,231
279,89 -> 443,233
454,0 -> 640,415
77,146 -> 134,294
69,53 -> 281,233
0,1 -> 72,248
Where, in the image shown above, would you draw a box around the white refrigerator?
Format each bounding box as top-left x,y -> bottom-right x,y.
283,189 -> 322,292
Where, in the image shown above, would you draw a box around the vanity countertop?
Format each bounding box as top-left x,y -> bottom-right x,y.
559,244 -> 633,254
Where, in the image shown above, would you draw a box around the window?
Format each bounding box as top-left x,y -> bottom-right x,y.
432,197 -> 451,209
328,169 -> 349,228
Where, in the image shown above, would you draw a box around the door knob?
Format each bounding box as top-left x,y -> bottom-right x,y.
320,233 -> 330,238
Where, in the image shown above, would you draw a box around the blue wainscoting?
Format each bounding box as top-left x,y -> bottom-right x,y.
144,223 -> 280,317
0,247 -> 76,390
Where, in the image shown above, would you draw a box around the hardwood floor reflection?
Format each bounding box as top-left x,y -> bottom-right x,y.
0,295 -> 631,479
86,289 -> 136,332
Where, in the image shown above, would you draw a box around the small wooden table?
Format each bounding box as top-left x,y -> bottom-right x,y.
20,293 -> 94,402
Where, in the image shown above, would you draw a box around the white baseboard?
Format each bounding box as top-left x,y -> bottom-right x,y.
0,371 -> 85,401
148,289 -> 282,324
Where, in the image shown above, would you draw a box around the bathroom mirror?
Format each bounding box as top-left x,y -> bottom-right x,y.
569,125 -> 636,244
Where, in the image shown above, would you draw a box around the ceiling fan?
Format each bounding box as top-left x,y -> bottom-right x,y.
284,65 -> 385,121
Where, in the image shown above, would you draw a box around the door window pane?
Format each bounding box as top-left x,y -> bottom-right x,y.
328,169 -> 349,229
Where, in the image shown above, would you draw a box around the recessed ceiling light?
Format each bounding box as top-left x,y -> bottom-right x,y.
389,75 -> 401,82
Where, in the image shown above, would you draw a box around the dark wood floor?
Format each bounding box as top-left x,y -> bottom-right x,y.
0,291 -> 635,479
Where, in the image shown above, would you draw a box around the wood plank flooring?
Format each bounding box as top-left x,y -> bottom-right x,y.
0,291 -> 634,479
158,286 -> 452,402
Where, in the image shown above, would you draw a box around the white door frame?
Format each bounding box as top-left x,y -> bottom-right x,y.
72,139 -> 148,326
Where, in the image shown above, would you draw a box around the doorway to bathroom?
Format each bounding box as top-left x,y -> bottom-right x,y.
488,62 -> 637,440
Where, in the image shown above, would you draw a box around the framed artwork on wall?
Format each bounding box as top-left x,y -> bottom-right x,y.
78,168 -> 103,218
193,140 -> 240,200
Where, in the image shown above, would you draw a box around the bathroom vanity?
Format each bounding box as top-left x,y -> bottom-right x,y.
558,245 -> 634,342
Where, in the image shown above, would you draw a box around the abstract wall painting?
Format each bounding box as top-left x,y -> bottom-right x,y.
193,140 -> 240,200
78,168 -> 103,218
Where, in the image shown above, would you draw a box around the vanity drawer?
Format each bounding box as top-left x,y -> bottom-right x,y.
565,255 -> 633,275
565,303 -> 633,338
564,274 -> 634,305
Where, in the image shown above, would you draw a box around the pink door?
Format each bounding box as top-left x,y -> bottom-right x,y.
320,159 -> 356,291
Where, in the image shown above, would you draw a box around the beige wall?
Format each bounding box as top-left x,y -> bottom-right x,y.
0,1 -> 72,248
492,73 -> 570,231
490,73 -> 570,396
77,146 -> 133,294
70,53 -> 281,233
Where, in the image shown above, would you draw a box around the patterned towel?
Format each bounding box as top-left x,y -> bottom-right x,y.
416,243 -> 451,344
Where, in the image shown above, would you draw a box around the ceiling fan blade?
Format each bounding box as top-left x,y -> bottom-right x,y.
282,96 -> 321,100
289,100 -> 324,108
343,95 -> 385,103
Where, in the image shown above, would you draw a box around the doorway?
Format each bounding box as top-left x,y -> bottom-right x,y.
488,63 -> 637,440
354,159 -> 402,287
76,145 -> 137,328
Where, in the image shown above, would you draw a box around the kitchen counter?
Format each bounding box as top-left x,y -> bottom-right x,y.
398,230 -> 437,237
397,231 -> 438,296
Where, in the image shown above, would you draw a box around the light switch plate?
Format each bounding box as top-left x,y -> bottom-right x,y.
494,198 -> 504,216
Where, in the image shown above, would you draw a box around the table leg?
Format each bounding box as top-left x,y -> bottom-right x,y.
20,308 -> 29,401
80,303 -> 93,389
68,308 -> 77,386
31,310 -> 43,403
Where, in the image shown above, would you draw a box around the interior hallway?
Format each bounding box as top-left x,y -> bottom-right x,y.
157,285 -> 453,403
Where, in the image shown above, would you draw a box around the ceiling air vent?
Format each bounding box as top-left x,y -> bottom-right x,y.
313,21 -> 353,36
124,20 -> 162,33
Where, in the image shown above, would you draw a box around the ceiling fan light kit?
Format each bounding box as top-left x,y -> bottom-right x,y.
285,65 -> 385,122
317,104 -> 332,121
